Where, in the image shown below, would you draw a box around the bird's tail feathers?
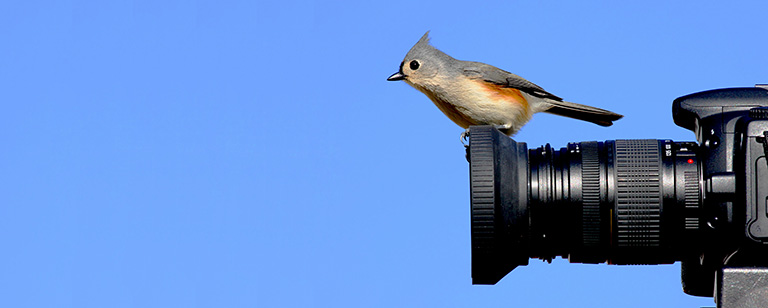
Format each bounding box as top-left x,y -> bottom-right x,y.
543,100 -> 623,127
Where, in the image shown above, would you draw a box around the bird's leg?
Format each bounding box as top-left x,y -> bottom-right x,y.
460,129 -> 470,145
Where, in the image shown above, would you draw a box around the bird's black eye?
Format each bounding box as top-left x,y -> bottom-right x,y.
410,60 -> 420,70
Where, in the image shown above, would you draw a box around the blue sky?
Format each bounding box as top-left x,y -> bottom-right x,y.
2,1 -> 766,307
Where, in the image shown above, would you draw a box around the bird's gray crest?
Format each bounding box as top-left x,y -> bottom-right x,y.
416,31 -> 430,46
403,31 -> 452,63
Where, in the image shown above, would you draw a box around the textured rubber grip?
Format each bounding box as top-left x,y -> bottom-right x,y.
581,142 -> 601,247
614,140 -> 662,248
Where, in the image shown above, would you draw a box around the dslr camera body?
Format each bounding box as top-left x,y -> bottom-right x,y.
466,86 -> 768,298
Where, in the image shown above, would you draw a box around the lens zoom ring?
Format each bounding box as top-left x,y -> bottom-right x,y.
615,140 -> 661,248
581,142 -> 601,247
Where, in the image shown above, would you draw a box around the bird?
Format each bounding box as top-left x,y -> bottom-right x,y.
387,31 -> 623,143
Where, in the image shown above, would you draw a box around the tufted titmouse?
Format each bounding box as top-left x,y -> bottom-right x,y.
387,32 -> 623,142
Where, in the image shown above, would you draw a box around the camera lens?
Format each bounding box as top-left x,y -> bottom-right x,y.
467,126 -> 703,284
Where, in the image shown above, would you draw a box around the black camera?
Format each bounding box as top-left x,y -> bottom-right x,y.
466,86 -> 768,298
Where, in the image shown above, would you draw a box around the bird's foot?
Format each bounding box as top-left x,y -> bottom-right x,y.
460,129 -> 470,146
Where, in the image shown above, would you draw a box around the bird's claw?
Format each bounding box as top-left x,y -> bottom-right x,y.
460,129 -> 470,146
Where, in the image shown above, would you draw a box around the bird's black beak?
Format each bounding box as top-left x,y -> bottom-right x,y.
387,72 -> 405,81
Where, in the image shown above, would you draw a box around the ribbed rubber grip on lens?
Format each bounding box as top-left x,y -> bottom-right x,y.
614,140 -> 661,248
581,142 -> 601,247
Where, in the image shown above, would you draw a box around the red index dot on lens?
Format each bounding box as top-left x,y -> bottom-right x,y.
687,159 -> 694,164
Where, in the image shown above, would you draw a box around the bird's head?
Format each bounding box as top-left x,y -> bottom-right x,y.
387,31 -> 451,88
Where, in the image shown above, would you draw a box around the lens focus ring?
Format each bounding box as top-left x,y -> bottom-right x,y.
614,140 -> 662,248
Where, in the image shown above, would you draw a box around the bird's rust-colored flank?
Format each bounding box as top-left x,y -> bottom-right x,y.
478,81 -> 529,112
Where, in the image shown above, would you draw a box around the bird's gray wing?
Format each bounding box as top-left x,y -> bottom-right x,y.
462,62 -> 563,101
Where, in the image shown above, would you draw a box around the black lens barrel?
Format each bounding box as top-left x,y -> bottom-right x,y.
468,126 -> 703,285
